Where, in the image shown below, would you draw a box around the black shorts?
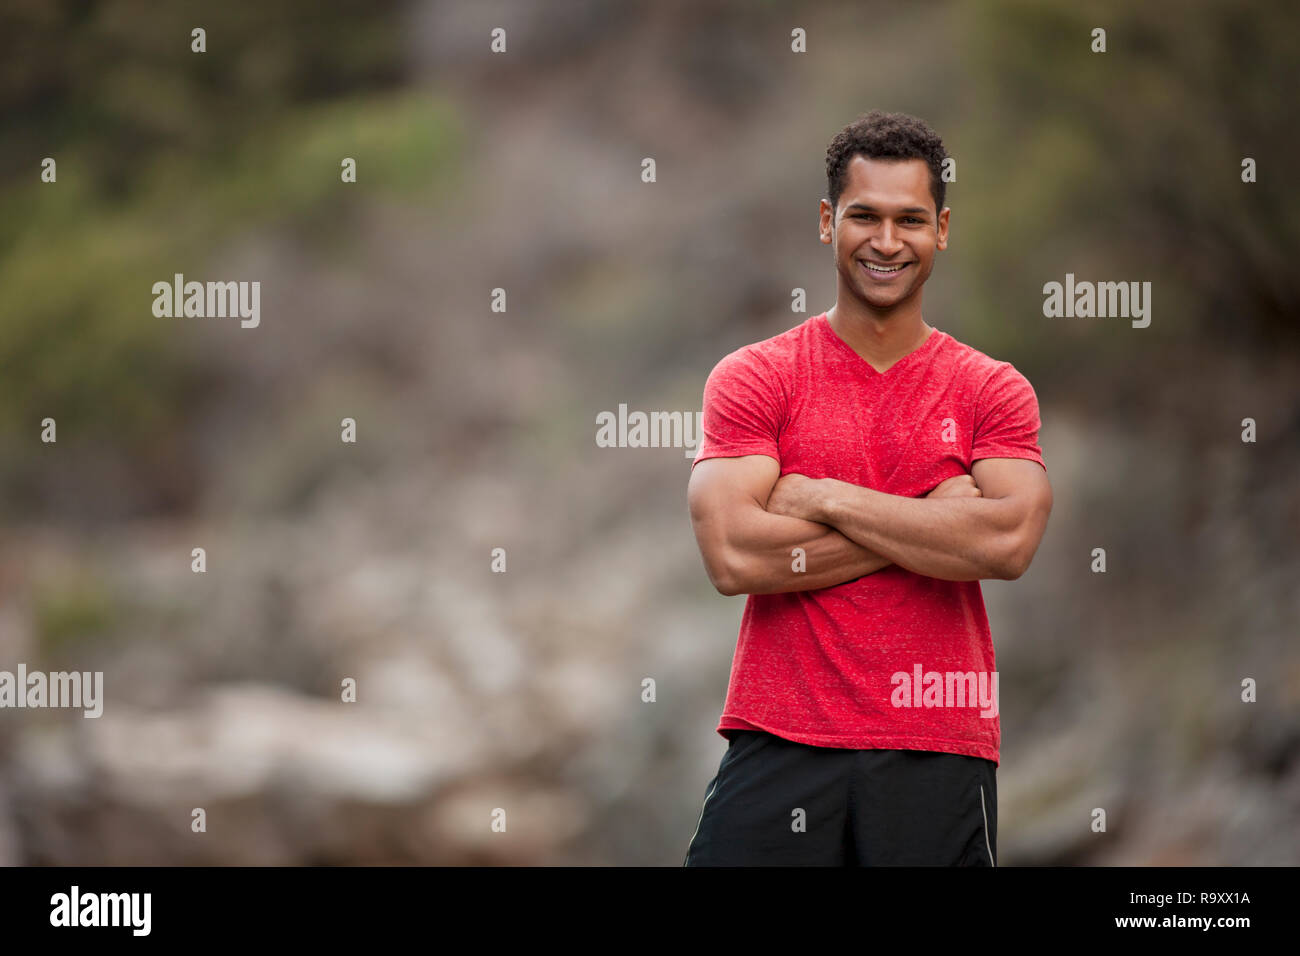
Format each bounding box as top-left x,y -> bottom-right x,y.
683,730 -> 997,866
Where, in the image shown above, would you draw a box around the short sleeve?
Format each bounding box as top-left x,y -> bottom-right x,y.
691,347 -> 784,467
971,362 -> 1046,471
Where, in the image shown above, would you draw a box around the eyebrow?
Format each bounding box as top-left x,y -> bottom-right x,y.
843,203 -> 931,217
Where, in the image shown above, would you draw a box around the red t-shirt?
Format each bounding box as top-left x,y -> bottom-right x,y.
692,312 -> 1046,765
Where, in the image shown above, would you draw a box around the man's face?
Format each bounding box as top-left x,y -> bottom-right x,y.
819,155 -> 949,313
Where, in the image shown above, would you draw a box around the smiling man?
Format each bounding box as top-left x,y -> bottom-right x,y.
683,110 -> 1052,866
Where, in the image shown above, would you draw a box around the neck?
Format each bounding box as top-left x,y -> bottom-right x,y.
826,297 -> 932,369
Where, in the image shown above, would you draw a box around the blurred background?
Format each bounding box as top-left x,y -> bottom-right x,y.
0,0 -> 1297,865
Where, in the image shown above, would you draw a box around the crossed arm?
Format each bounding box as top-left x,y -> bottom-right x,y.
687,454 -> 1052,595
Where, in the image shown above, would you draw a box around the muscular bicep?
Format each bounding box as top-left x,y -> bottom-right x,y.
688,454 -> 780,531
687,455 -> 780,587
971,457 -> 1053,577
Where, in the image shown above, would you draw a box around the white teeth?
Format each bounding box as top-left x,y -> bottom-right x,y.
865,262 -> 904,273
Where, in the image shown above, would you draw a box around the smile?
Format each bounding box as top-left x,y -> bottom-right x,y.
859,260 -> 912,279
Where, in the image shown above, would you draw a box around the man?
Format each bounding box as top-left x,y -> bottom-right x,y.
683,110 -> 1052,866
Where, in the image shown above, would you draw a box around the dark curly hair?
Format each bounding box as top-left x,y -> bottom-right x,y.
825,110 -> 948,217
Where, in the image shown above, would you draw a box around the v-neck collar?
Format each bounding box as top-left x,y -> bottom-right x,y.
816,312 -> 943,377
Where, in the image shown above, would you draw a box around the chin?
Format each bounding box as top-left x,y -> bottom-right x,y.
861,287 -> 904,304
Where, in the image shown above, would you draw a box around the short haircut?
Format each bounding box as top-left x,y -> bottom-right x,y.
825,110 -> 948,217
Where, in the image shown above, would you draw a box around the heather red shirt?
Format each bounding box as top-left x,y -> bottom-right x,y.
692,312 -> 1046,765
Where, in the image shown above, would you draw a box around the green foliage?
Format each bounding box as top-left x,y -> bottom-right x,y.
0,1 -> 454,509
33,569 -> 120,656
952,0 -> 1300,367
0,92 -> 460,441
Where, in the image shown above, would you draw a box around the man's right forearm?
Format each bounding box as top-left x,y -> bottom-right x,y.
719,512 -> 892,595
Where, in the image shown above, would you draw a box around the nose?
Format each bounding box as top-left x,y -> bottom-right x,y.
869,222 -> 905,257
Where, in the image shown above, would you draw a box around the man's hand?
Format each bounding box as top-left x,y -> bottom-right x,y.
925,473 -> 983,499
687,456 -> 894,595
768,470 -> 981,522
764,461 -> 1050,581
765,472 -> 830,523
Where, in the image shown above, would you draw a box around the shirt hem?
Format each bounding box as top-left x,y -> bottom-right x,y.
718,715 -> 999,766
691,446 -> 779,468
971,449 -> 1046,471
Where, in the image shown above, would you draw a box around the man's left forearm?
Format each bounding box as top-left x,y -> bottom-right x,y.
802,478 -> 1023,581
